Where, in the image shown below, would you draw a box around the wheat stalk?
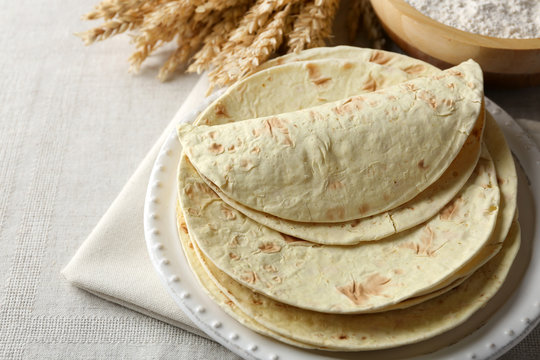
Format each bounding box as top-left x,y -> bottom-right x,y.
158,10 -> 223,81
188,5 -> 251,74
208,3 -> 293,89
287,0 -> 340,52
78,0 -> 386,88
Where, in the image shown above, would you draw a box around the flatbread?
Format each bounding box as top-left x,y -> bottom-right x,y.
174,47 -> 519,350
178,60 -> 484,223
257,46 -> 443,75
178,145 -> 500,313
178,214 -> 520,351
193,59 -> 484,244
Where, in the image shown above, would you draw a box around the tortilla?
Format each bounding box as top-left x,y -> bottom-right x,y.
257,46 -> 443,75
178,214 -> 520,351
196,57 -> 439,128
178,60 -> 484,223
188,58 -> 482,245
178,143 -> 500,313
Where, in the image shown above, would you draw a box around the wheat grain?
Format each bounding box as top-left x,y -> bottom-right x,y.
209,3 -> 292,89
158,10 -> 223,81
188,5 -> 251,74
78,0 -> 386,87
287,0 -> 340,53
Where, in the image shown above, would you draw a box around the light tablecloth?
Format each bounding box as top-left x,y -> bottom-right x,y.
1,0 -> 539,359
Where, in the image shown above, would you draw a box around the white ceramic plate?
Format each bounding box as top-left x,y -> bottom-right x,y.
144,96 -> 540,360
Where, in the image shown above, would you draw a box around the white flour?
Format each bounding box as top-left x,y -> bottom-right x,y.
405,0 -> 540,39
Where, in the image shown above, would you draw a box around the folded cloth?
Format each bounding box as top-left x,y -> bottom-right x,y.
62,75 -> 211,338
62,67 -> 540,342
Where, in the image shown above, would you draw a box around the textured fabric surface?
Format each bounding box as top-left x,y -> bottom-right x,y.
0,0 -> 539,359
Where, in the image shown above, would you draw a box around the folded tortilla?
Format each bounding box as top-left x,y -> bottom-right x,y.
178,60 -> 484,223
178,145 -> 500,313
191,58 -> 484,244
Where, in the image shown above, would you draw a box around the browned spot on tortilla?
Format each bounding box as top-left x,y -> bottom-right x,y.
209,143 -> 224,154
338,335 -> 348,340
403,64 -> 425,74
252,128 -> 261,137
369,51 -> 392,65
251,296 -> 263,305
467,82 -> 476,89
336,274 -> 391,305
401,225 -> 438,256
326,206 -> 345,221
263,117 -> 294,146
263,264 -> 277,273
240,271 -> 257,284
404,83 -> 417,92
272,276 -> 282,283
362,336 -> 367,340
440,196 -> 463,220
214,102 -> 229,117
497,176 -> 505,185
180,223 -> 189,234
333,96 -> 364,115
229,252 -> 239,260
313,77 -> 331,86
417,90 -> 438,109
362,75 -> 377,92
229,235 -> 242,247
342,62 -> 354,70
306,63 -> 320,79
258,242 -> 281,253
239,158 -> 253,170
251,146 -> 260,154
447,82 -> 455,89
208,131 -> 217,139
418,159 -> 429,169
228,144 -> 235,151
387,95 -> 397,101
187,182 -> 215,198
393,269 -> 404,275
368,100 -> 379,107
280,233 -> 312,245
452,171 -> 459,177
349,218 -> 362,228
448,69 -> 464,78
443,98 -> 455,108
327,180 -> 344,190
220,204 -> 236,220
188,242 -> 193,249
358,204 -> 370,214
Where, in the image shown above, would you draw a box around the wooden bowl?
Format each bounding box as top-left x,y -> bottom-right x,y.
370,0 -> 540,86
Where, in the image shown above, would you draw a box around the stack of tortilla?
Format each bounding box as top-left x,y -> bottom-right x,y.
175,46 -> 520,351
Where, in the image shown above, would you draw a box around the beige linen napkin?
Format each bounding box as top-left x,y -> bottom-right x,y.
62,68 -> 540,341
62,75 -> 211,338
